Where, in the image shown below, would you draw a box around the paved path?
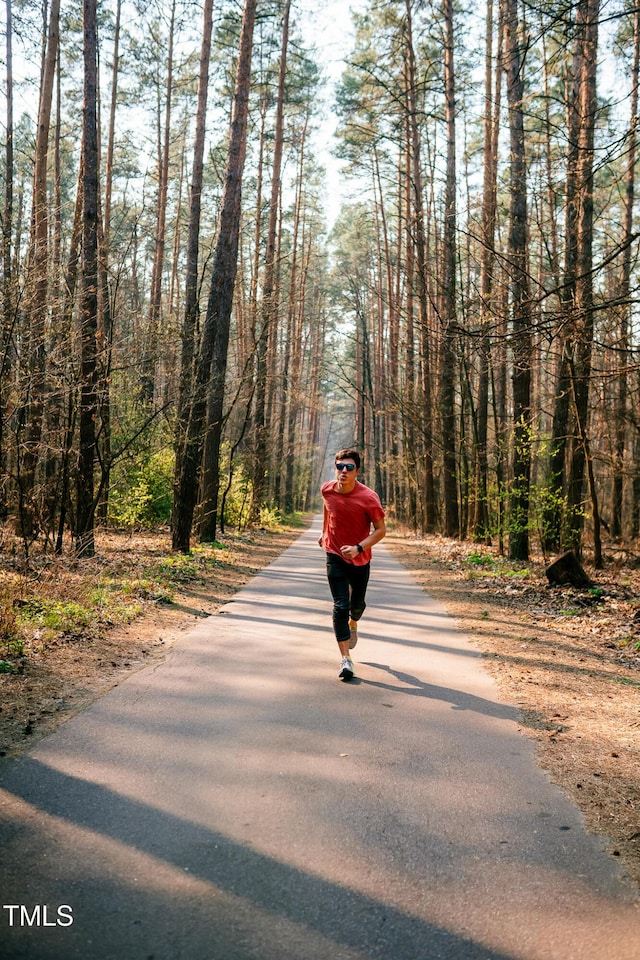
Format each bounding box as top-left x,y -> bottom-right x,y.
1,519 -> 638,960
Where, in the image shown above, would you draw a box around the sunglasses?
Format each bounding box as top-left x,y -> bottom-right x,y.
335,462 -> 356,472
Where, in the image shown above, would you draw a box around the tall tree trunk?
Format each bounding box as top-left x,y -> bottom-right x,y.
172,0 -> 257,552
250,0 -> 291,523
501,0 -> 532,561
76,0 -> 100,558
564,0 -> 600,557
283,122 -> 307,514
95,0 -> 122,525
404,0 -> 436,532
611,2 -> 639,539
475,0 -> 501,542
544,3 -> 584,552
441,0 -> 459,537
287,229 -> 315,507
402,102 -> 418,529
43,53 -> 65,542
54,150 -> 84,555
18,0 -> 60,540
540,20 -> 561,296
374,146 -> 399,509
1,0 -> 14,520
492,282 -> 509,554
633,364 -> 640,537
173,0 -> 214,531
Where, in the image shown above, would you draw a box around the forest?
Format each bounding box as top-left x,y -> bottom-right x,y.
0,0 -> 638,565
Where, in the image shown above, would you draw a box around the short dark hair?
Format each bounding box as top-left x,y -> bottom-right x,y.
335,448 -> 361,470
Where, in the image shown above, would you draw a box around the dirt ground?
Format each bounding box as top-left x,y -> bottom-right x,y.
1,521 -> 639,895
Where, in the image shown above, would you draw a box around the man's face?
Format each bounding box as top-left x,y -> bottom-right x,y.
335,458 -> 359,491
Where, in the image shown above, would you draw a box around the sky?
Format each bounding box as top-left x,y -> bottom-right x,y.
296,0 -> 367,229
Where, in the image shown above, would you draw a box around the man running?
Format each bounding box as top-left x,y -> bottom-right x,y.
318,449 -> 386,680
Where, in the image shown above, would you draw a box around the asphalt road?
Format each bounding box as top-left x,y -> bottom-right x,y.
0,518 -> 638,960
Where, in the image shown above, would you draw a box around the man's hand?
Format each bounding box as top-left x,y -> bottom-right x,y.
340,544 -> 360,560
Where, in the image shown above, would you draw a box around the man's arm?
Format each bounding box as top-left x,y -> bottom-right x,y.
340,515 -> 386,560
318,503 -> 328,547
364,515 -> 386,550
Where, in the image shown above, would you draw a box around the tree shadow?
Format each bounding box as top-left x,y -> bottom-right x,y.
0,758 -> 517,960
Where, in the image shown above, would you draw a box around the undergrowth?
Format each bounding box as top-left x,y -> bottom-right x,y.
0,540 -> 230,673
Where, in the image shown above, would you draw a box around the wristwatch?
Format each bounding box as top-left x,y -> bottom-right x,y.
356,543 -> 364,553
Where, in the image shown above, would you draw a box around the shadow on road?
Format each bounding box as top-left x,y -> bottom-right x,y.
0,757 -> 518,960
358,662 -> 521,722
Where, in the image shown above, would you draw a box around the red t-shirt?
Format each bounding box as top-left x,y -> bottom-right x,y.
321,480 -> 385,566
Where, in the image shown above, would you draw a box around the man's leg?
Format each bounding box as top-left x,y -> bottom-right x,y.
326,553 -> 355,678
326,553 -> 351,645
346,563 -> 370,652
349,563 -> 370,623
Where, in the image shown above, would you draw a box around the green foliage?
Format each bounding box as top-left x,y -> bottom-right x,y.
259,503 -> 283,531
0,616 -> 32,665
6,572 -> 170,654
91,576 -> 172,606
218,445 -> 310,533
88,584 -> 146,618
14,591 -> 143,642
466,552 -> 493,566
16,599 -> 93,634
142,544 -> 227,598
154,555 -> 202,583
462,552 -> 531,580
219,453 -> 253,529
281,511 -> 307,529
109,448 -> 174,529
1,636 -> 26,659
615,636 -> 640,654
506,497 -> 530,556
152,548 -> 223,584
529,482 -> 567,554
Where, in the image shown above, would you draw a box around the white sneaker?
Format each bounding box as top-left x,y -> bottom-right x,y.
339,655 -> 354,681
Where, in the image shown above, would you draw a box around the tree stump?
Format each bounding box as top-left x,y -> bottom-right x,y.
545,550 -> 594,588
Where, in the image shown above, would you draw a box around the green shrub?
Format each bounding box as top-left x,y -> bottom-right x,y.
219,458 -> 253,528
109,448 -> 174,528
466,552 -> 493,566
0,636 -> 26,659
150,544 -> 223,586
154,554 -> 202,583
16,598 -> 93,633
259,503 -> 282,530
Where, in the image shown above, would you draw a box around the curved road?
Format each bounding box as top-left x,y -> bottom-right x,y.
0,518 -> 638,959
